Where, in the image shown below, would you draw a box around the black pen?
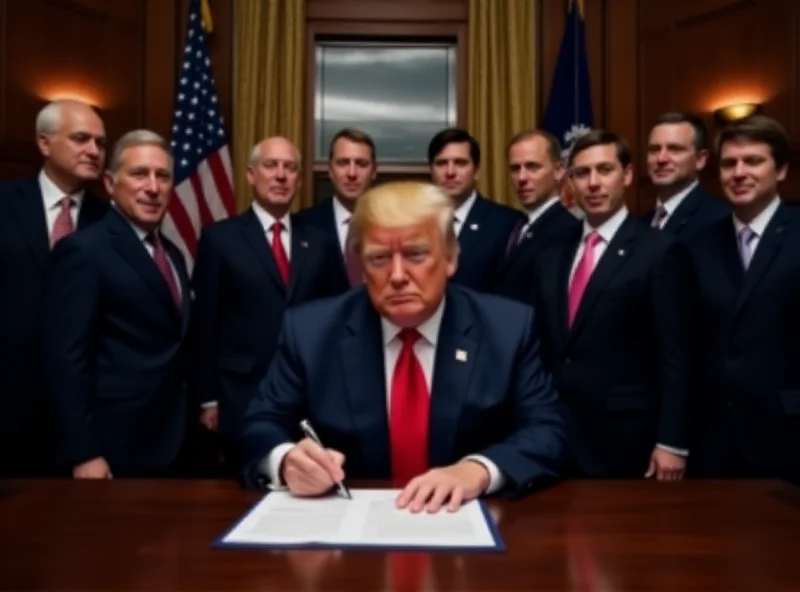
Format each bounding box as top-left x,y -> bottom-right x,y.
299,419 -> 352,500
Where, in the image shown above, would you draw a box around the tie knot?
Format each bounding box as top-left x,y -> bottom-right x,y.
146,231 -> 162,247
739,226 -> 755,243
59,196 -> 74,210
398,328 -> 421,348
271,220 -> 284,233
585,230 -> 603,248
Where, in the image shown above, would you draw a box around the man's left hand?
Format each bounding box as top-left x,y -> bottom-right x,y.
395,460 -> 490,514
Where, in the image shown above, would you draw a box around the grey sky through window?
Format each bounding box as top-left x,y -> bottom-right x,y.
314,42 -> 457,162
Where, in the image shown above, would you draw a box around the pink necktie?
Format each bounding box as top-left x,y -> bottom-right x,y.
568,231 -> 603,327
147,233 -> 181,308
50,197 -> 74,249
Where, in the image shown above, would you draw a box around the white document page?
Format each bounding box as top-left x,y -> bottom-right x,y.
221,488 -> 498,549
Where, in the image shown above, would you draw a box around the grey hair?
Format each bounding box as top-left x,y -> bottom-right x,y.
248,137 -> 302,167
35,100 -> 67,135
108,130 -> 174,174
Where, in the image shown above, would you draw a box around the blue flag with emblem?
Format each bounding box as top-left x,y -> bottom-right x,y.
541,0 -> 593,161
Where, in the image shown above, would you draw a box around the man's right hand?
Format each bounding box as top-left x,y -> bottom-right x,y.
73,457 -> 112,479
281,438 -> 345,496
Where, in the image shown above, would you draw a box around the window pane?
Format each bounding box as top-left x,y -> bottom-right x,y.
315,42 -> 457,163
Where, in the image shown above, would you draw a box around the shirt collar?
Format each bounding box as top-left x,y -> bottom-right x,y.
39,169 -> 85,210
582,206 -> 629,244
733,196 -> 781,237
525,196 -> 560,225
452,190 -> 478,224
332,196 -> 353,228
656,180 -> 698,217
381,297 -> 446,348
110,203 -> 153,243
251,200 -> 292,234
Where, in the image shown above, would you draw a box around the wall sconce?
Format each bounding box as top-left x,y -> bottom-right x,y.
714,103 -> 762,125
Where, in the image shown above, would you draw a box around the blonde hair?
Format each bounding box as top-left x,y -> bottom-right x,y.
349,181 -> 458,256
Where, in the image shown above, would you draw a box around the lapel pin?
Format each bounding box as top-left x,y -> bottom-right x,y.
469,223 -> 479,231
617,249 -> 626,256
455,349 -> 468,362
300,241 -> 309,248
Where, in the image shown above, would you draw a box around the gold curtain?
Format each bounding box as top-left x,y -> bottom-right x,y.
467,0 -> 537,207
233,0 -> 305,213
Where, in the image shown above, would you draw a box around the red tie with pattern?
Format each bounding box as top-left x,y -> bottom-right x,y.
147,233 -> 181,308
390,328 -> 429,485
50,197 -> 74,249
270,221 -> 290,285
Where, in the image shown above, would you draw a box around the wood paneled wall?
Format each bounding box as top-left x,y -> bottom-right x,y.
3,0 -> 799,211
0,0 -> 233,183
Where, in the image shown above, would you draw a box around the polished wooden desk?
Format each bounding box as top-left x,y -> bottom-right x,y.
1,479 -> 798,591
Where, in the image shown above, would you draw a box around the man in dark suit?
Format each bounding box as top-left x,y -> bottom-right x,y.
427,128 -> 525,292
294,128 -> 377,287
0,99 -> 108,477
495,129 -> 580,302
643,112 -> 728,238
687,115 -> 800,484
239,181 -> 566,511
191,136 -> 348,458
41,130 -> 190,479
532,130 -> 693,480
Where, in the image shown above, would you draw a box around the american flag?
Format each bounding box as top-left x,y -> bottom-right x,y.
163,0 -> 235,269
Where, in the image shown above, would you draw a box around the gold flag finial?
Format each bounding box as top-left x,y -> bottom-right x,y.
201,0 -> 214,33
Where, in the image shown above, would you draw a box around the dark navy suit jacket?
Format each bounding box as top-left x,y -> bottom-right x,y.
687,203 -> 800,483
293,198 -> 349,286
41,208 -> 190,476
642,184 -> 729,240
532,215 -> 694,477
0,177 -> 108,476
495,202 -> 580,302
190,209 -> 349,439
238,285 -> 567,494
451,195 -> 525,292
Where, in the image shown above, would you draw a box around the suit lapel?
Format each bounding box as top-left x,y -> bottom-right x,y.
287,222 -> 310,301
457,195 -> 491,259
736,203 -> 789,317
428,289 -> 478,467
717,221 -> 745,291
663,186 -> 701,235
554,238 -> 579,344
240,209 -> 285,293
164,239 -> 192,334
339,294 -> 391,478
567,215 -> 638,347
107,209 -> 180,322
11,179 -> 50,272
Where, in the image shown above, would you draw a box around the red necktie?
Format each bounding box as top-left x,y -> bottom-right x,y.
567,231 -> 602,327
270,221 -> 290,285
390,328 -> 429,485
344,220 -> 363,287
50,196 -> 74,249
147,233 -> 181,308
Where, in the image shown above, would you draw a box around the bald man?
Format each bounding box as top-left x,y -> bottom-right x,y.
0,99 -> 109,477
190,136 -> 348,464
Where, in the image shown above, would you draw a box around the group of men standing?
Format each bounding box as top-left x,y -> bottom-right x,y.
1,98 -> 797,509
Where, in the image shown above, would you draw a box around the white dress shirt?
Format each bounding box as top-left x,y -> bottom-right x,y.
251,201 -> 292,260
569,205 -> 688,457
732,195 -> 781,257
39,169 -> 84,237
331,196 -> 352,253
652,180 -> 698,229
265,298 -> 505,494
452,191 -> 478,237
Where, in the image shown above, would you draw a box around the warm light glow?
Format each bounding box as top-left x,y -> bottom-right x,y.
36,82 -> 105,108
706,89 -> 766,114
716,103 -> 760,122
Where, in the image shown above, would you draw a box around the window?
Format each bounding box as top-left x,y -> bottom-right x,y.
313,40 -> 458,165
